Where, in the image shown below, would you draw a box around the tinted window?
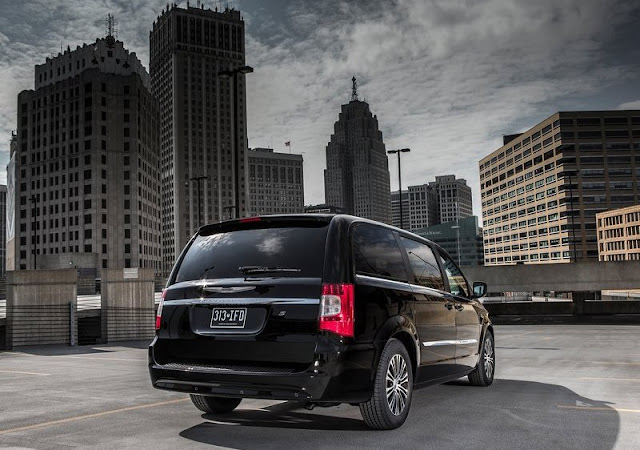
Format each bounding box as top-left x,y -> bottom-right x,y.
353,223 -> 407,281
400,237 -> 444,290
175,225 -> 328,282
438,251 -> 469,297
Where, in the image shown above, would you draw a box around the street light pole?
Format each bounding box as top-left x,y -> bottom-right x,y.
567,173 -> 578,262
30,195 -> 37,270
452,201 -> 461,266
189,175 -> 207,228
387,148 -> 410,229
219,65 -> 253,219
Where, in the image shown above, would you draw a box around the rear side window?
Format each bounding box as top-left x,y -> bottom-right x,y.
174,225 -> 328,282
352,223 -> 408,281
400,237 -> 444,290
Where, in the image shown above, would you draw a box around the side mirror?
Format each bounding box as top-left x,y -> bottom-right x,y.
472,281 -> 487,298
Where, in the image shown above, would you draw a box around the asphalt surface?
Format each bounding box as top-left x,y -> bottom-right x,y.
0,325 -> 638,449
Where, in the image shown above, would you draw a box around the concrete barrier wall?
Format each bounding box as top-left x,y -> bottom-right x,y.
462,261 -> 640,292
101,268 -> 155,342
6,270 -> 78,349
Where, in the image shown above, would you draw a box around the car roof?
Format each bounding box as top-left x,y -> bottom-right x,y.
198,213 -> 444,253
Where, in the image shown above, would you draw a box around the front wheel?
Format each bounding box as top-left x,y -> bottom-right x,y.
359,338 -> 413,430
468,330 -> 495,386
190,395 -> 242,414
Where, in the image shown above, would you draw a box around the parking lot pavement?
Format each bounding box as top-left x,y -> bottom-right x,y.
0,325 -> 639,449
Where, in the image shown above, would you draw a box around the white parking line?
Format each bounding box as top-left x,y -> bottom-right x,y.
0,398 -> 189,436
0,369 -> 50,376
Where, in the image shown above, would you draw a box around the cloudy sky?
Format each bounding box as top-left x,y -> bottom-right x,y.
1,0 -> 640,220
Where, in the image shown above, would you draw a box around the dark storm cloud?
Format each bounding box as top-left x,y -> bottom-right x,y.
1,0 -> 639,219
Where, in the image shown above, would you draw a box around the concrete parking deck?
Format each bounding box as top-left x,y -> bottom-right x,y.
0,325 -> 639,449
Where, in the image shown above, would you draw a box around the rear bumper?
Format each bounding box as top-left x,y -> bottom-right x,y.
148,337 -> 376,403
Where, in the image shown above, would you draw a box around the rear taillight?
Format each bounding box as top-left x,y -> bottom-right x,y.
319,283 -> 355,337
155,289 -> 166,331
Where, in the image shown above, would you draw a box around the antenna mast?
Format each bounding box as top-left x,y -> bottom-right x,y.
351,76 -> 359,101
105,14 -> 118,47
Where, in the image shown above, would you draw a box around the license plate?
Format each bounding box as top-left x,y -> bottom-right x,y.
210,308 -> 247,328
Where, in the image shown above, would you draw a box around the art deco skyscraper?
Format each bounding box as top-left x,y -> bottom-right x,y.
150,4 -> 249,274
324,78 -> 391,224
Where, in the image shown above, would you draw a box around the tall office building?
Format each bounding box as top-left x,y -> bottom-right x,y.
248,148 -> 304,215
11,32 -> 161,272
324,78 -> 391,224
479,111 -> 640,266
150,4 -> 249,274
431,175 -> 473,224
391,178 -> 467,231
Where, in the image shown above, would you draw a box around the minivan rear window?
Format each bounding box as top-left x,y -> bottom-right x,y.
174,225 -> 328,282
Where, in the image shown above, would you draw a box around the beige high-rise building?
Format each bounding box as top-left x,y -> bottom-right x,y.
11,33 -> 161,272
596,205 -> 640,261
479,111 -> 640,266
150,5 -> 249,274
248,148 -> 304,215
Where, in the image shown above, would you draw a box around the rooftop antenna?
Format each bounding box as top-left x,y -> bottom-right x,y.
351,76 -> 358,101
106,13 -> 118,47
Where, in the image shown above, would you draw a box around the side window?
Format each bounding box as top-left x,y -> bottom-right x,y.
353,223 -> 408,281
400,237 -> 444,290
438,251 -> 469,297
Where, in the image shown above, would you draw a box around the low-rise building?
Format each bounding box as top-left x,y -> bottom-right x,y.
414,216 -> 484,266
597,204 -> 640,261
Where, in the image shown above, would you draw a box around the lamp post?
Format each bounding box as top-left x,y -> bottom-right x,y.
218,65 -> 253,219
30,195 -> 37,270
189,175 -> 207,228
387,148 -> 410,229
451,201 -> 461,266
567,172 -> 578,262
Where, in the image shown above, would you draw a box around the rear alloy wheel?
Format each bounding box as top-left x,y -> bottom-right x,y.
468,331 -> 495,386
360,338 -> 413,430
190,394 -> 242,414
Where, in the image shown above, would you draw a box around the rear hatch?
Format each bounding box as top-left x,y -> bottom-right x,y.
154,217 -> 330,372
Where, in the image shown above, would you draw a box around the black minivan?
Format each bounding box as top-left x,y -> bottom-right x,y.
149,214 -> 493,429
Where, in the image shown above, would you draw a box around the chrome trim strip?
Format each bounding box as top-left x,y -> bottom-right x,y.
355,274 -> 412,291
408,283 -> 446,297
202,286 -> 256,294
163,298 -> 320,306
422,339 -> 478,347
355,274 -> 447,298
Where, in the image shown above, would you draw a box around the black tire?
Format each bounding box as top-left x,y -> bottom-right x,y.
359,338 -> 413,430
189,395 -> 242,414
468,330 -> 495,387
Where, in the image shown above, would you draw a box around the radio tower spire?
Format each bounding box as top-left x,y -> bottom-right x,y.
105,14 -> 117,47
351,76 -> 359,101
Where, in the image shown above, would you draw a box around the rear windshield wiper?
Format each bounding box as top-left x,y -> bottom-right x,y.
238,266 -> 301,275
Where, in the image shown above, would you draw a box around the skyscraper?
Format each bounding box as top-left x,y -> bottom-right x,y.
324,78 -> 391,223
150,4 -> 249,274
391,177 -> 470,231
11,31 -> 161,272
430,175 -> 473,224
